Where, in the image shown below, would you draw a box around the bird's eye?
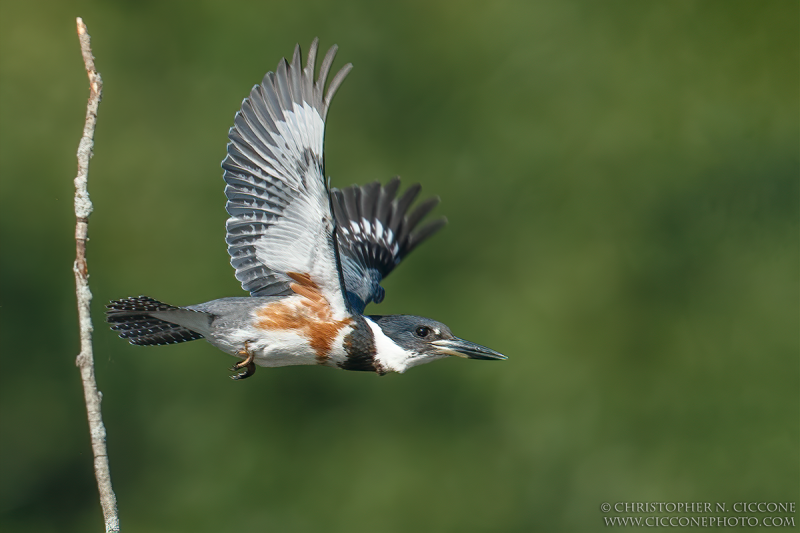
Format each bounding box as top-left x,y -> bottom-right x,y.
415,326 -> 431,338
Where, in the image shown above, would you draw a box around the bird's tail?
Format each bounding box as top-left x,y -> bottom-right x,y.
106,296 -> 207,346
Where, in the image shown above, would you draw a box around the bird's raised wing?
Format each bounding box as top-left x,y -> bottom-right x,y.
222,40 -> 352,317
331,177 -> 447,314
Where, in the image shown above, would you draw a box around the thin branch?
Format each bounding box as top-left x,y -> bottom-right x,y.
74,17 -> 120,533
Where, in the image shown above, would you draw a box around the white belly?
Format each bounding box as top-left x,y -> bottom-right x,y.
207,321 -> 352,369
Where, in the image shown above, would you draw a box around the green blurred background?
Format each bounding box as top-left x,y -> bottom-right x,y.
1,1 -> 797,531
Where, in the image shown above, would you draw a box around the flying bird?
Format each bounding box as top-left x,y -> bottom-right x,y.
107,39 -> 506,379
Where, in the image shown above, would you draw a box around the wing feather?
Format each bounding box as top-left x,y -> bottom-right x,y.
332,178 -> 447,313
222,40 -> 352,316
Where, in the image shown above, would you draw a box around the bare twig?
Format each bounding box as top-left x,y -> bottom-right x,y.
74,17 -> 120,533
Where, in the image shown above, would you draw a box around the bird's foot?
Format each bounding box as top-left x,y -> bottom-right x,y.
230,341 -> 256,380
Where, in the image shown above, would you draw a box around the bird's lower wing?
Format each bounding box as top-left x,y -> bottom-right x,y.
331,177 -> 447,313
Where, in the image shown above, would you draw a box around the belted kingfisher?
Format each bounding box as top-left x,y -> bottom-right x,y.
107,39 -> 506,379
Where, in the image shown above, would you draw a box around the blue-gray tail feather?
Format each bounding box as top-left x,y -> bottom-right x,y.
106,296 -> 205,346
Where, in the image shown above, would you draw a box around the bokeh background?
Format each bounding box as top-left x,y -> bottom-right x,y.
1,1 -> 797,531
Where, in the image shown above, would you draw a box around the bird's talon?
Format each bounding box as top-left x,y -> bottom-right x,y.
230,361 -> 256,380
230,342 -> 256,380
230,359 -> 248,371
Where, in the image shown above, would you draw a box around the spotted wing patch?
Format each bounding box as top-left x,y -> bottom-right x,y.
331,177 -> 447,313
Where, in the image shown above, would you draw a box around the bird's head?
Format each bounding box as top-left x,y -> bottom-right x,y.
365,315 -> 506,373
